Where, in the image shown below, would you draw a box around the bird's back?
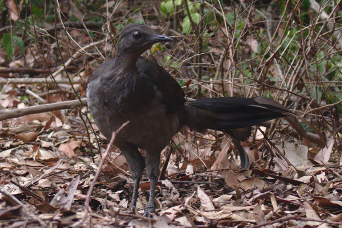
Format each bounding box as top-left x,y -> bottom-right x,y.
87,56 -> 184,152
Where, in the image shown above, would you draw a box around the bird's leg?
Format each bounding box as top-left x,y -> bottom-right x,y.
131,177 -> 141,211
144,174 -> 157,217
143,151 -> 161,217
117,142 -> 145,213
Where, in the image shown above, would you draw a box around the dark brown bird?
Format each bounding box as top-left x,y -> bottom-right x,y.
87,23 -> 290,216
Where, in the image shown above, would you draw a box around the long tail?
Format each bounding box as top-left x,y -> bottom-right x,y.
184,96 -> 292,169
184,96 -> 290,132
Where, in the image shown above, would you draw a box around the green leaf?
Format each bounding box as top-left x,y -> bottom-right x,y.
194,2 -> 201,10
301,0 -> 311,11
2,33 -> 13,61
225,12 -> 235,25
191,12 -> 200,24
165,0 -> 174,13
13,36 -> 25,55
160,2 -> 168,17
182,17 -> 191,34
188,1 -> 194,13
45,15 -> 55,23
32,0 -> 44,7
175,0 -> 182,6
32,5 -> 43,18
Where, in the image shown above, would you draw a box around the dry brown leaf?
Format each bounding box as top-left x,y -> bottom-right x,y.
211,137 -> 231,170
14,159 -> 44,167
38,179 -> 53,188
240,177 -> 267,191
8,0 -> 19,21
0,148 -> 14,158
197,186 -> 215,211
303,201 -> 322,226
330,213 -> 342,222
36,148 -> 57,161
58,141 -> 81,157
223,170 -> 240,189
15,132 -> 38,142
36,202 -> 58,213
41,141 -> 53,148
19,113 -> 51,123
278,142 -> 309,167
161,205 -> 185,220
9,59 -> 24,68
253,203 -> 266,225
1,93 -> 19,108
63,176 -> 80,210
161,179 -> 180,200
315,137 -> 334,162
101,1 -> 116,8
213,195 -> 233,205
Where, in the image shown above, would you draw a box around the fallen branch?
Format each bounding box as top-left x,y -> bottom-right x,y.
0,66 -> 77,75
0,78 -> 80,85
0,98 -> 87,121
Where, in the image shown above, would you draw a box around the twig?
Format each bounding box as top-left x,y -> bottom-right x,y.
0,78 -> 80,85
250,215 -> 341,227
0,188 -> 47,226
0,98 -> 87,121
0,66 -> 77,74
74,121 -> 129,227
25,89 -> 46,103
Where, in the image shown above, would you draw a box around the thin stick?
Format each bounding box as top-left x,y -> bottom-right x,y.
76,121 -> 129,226
0,98 -> 87,121
0,188 -> 47,226
0,78 -> 79,85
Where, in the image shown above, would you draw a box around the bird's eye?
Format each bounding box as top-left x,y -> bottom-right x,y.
132,31 -> 142,40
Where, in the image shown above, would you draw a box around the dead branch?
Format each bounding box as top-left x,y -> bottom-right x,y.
0,78 -> 80,84
0,98 -> 87,121
0,66 -> 77,74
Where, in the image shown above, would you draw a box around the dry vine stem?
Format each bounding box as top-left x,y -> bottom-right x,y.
74,121 -> 130,227
0,98 -> 87,121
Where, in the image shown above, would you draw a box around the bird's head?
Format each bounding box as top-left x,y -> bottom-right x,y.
116,24 -> 172,58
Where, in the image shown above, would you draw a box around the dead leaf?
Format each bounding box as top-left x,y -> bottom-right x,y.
36,148 -> 57,161
240,177 -> 267,191
253,203 -> 266,225
197,186 -> 215,211
58,141 -> 81,157
15,132 -> 38,142
19,113 -> 51,123
303,201 -> 322,226
0,148 -> 14,158
36,202 -> 58,213
246,36 -> 259,53
8,0 -> 19,21
223,170 -> 240,189
315,137 -> 334,162
278,142 -> 308,167
330,213 -> 342,222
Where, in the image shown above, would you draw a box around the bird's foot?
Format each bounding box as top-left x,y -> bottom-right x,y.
143,206 -> 155,217
129,205 -> 138,215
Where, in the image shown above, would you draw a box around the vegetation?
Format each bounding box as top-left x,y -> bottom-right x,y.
0,0 -> 341,227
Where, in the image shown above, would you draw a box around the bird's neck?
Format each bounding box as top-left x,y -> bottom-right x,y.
113,49 -> 141,73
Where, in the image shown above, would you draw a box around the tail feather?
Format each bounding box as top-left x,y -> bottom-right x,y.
184,96 -> 291,132
184,96 -> 291,169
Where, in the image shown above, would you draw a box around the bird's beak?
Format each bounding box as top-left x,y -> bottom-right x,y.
151,35 -> 173,42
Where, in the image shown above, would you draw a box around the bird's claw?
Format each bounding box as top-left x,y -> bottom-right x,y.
143,206 -> 155,217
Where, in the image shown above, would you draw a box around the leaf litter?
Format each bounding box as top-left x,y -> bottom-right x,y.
0,1 -> 341,227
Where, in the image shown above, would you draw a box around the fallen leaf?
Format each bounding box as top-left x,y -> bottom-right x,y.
315,137 -> 334,162
58,141 -> 81,157
197,186 -> 215,211
8,0 -> 19,21
15,132 -> 38,142
303,201 -> 322,226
